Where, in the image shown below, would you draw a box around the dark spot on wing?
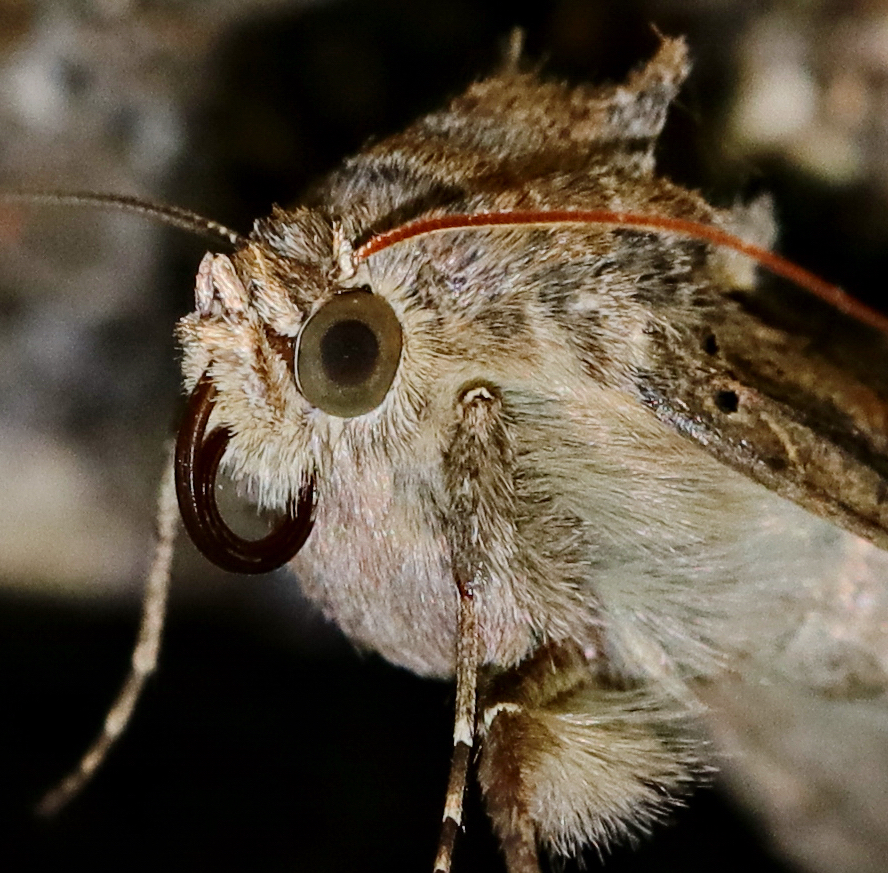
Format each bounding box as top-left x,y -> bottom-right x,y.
714,389 -> 739,413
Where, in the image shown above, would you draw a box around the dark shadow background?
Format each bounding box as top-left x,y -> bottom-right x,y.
3,0 -> 886,870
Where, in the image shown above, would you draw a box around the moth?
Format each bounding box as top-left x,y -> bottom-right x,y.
18,34 -> 888,873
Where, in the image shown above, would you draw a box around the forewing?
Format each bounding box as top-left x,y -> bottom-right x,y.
665,258 -> 888,873
639,267 -> 888,550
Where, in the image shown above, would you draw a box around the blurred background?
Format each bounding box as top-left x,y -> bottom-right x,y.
1,0 -> 887,870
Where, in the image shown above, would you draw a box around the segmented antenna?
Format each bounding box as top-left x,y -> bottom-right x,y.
1,190 -> 244,248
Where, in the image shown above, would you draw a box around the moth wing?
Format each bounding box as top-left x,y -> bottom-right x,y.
701,677 -> 888,873
661,237 -> 888,873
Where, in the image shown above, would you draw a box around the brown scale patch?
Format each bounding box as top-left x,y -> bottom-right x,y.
477,708 -> 542,870
570,316 -> 617,382
532,261 -> 621,382
263,327 -> 295,371
473,299 -> 530,340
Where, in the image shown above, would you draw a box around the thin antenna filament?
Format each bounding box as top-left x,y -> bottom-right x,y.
1,190 -> 244,248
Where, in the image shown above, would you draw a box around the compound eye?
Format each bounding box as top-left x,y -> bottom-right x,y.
295,290 -> 402,418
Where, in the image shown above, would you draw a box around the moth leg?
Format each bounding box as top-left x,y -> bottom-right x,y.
477,644 -> 586,873
38,444 -> 178,815
477,642 -> 703,871
434,383 -> 515,873
433,576 -> 479,873
477,692 -> 541,873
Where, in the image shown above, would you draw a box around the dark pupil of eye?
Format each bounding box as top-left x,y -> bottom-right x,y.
320,319 -> 379,386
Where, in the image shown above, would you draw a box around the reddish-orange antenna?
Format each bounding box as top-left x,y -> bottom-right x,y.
355,209 -> 888,336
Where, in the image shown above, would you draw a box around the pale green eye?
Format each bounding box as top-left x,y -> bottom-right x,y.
295,290 -> 402,417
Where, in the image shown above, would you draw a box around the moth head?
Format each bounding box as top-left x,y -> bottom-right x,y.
174,207 -> 422,573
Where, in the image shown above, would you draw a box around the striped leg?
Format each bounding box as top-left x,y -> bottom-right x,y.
435,382 -> 516,872
433,580 -> 480,873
